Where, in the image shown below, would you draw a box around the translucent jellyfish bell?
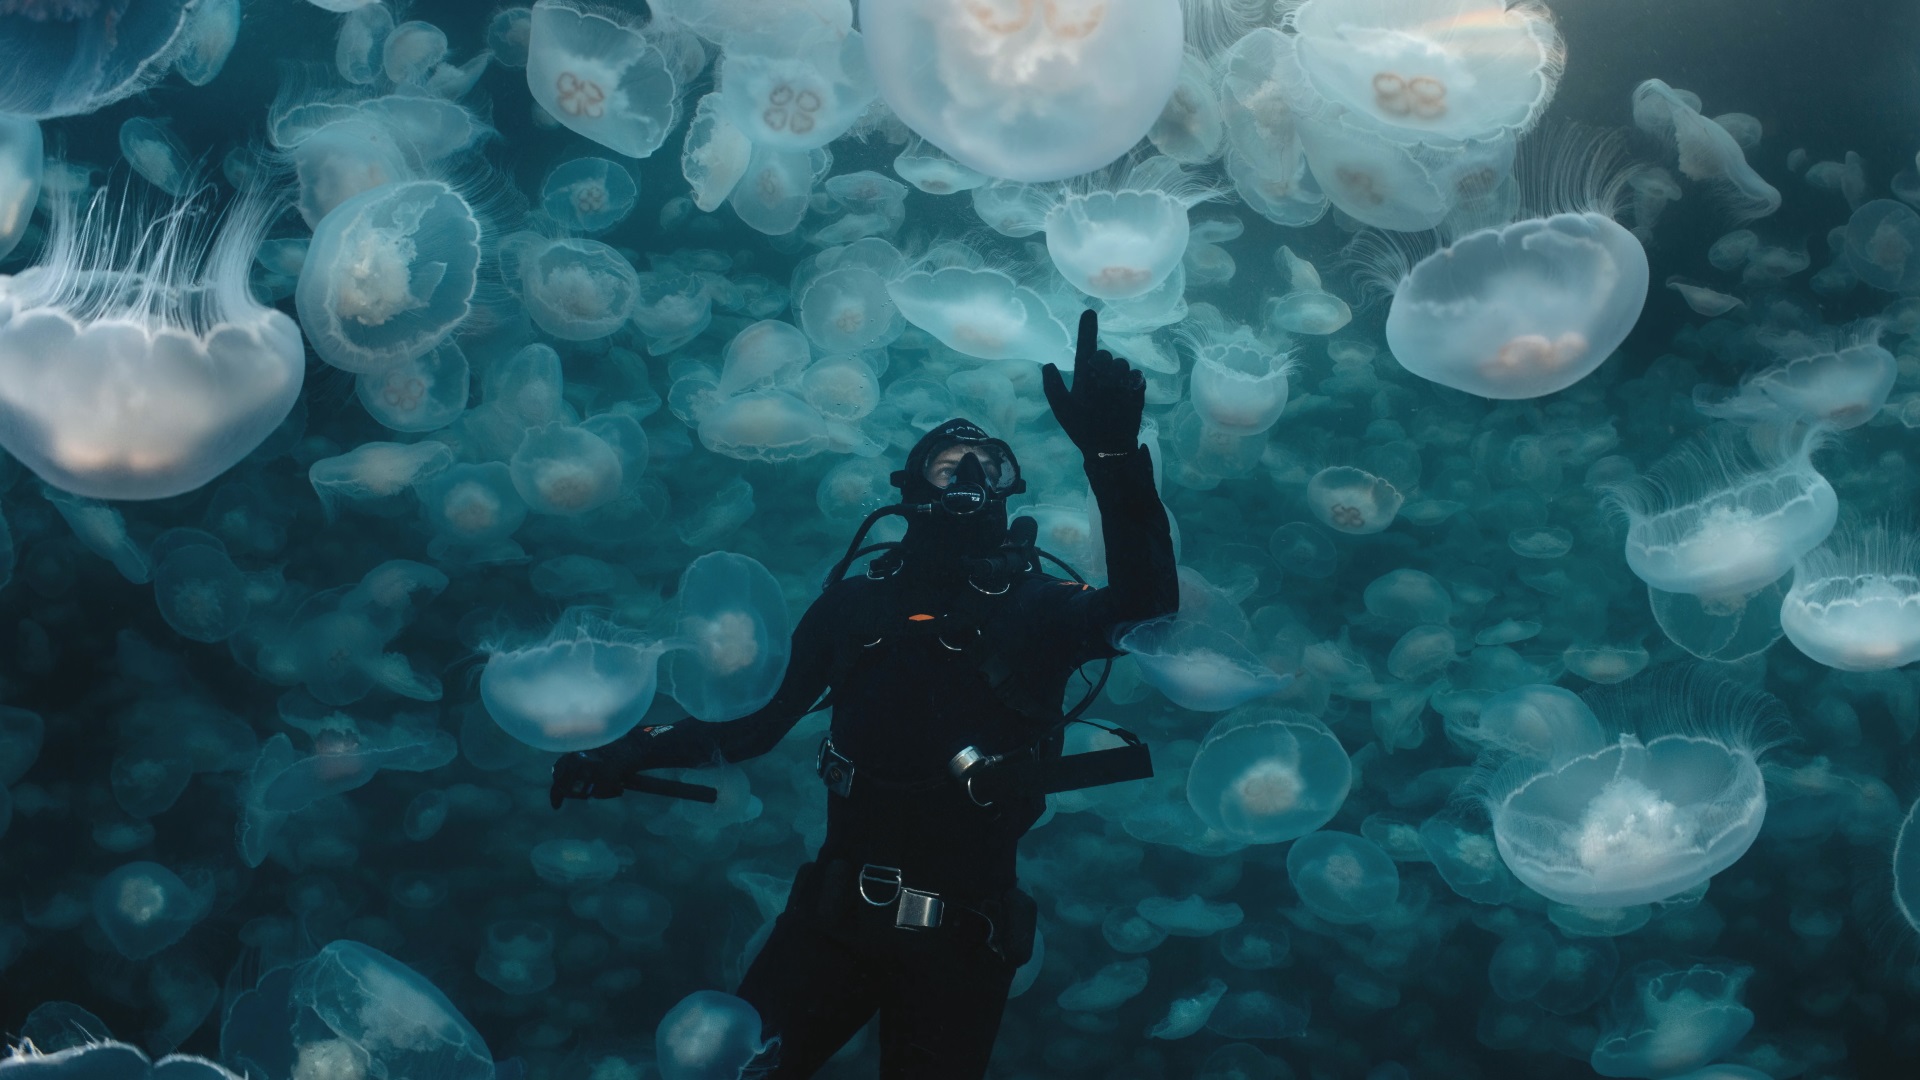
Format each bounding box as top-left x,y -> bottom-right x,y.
92,860 -> 207,959
1695,331 -> 1896,430
0,0 -> 198,119
517,237 -> 640,341
480,608 -> 666,752
1043,158 -> 1218,300
1187,709 -> 1352,845
1285,831 -> 1400,924
0,116 -> 44,263
1844,199 -> 1920,292
1781,525 -> 1920,672
1481,669 -> 1781,908
542,157 -> 639,233
698,390 -> 830,462
527,0 -> 685,159
1121,617 -> 1291,713
1183,320 -> 1296,437
655,990 -> 772,1080
293,941 -> 493,1080
664,551 -> 792,722
1589,962 -> 1754,1079
0,177 -> 304,500
509,422 -> 624,516
887,262 -> 1073,365
296,180 -> 482,375
1604,426 -> 1837,599
794,238 -> 906,353
1633,79 -> 1780,223
859,0 -> 1186,183
1383,213 -> 1649,400
1307,466 -> 1404,536
718,29 -> 877,152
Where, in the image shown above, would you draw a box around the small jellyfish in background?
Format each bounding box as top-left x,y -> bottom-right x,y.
1843,199 -> 1920,292
0,115 -> 43,263
1895,795 -> 1920,936
1604,425 -> 1837,599
887,251 -> 1073,365
334,3 -> 394,85
0,0 -> 199,119
480,607 -> 666,752
1265,247 -> 1350,335
1307,466 -> 1404,536
859,0 -> 1185,183
488,7 -> 534,68
1182,315 -> 1296,437
717,26 -> 877,153
1186,707 -> 1352,845
308,440 -> 453,520
729,143 -> 832,237
292,940 -> 494,1080
527,0 -> 690,159
1589,962 -> 1755,1079
152,533 -> 250,643
382,20 -> 448,85
633,266 -> 714,355
1665,278 -> 1741,317
664,551 -> 791,722
893,135 -> 988,196
296,179 -> 482,375
118,117 -> 192,197
1041,157 -> 1219,301
173,0 -> 241,86
698,390 -> 830,463
1458,683 -> 1606,760
417,461 -> 530,563
1633,79 -> 1780,223
92,861 -> 207,960
680,93 -> 753,212
517,236 -> 640,341
509,422 -> 625,516
1285,831 -> 1400,924
1780,524 -> 1920,672
1479,668 -> 1780,908
542,156 -> 639,234
355,339 -> 471,433
655,990 -> 773,1080
793,237 -> 906,354
1215,29 -> 1328,229
1694,327 -> 1896,430
0,174 -> 304,500
475,920 -> 556,995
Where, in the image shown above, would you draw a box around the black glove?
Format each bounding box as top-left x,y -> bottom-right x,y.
1042,310 -> 1146,458
549,743 -> 642,809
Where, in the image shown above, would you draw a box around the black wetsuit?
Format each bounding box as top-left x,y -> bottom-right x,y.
603,449 -> 1177,1077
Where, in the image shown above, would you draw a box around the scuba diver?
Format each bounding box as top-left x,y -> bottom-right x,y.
550,310 -> 1179,1078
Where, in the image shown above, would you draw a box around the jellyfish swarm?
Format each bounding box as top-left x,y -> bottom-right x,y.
655,990 -> 772,1080
297,180 -> 482,375
858,0 -> 1185,183
1382,213 -> 1648,400
1479,669 -> 1780,908
1187,708 -> 1352,845
517,237 -> 640,341
527,0 -> 687,159
1780,525 -> 1920,672
664,552 -> 791,722
0,0 -> 198,119
480,608 -> 665,752
1633,79 -> 1780,223
0,176 -> 304,500
1605,425 -> 1837,599
1043,158 -> 1216,300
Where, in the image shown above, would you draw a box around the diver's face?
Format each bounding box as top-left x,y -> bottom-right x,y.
925,445 -> 1004,490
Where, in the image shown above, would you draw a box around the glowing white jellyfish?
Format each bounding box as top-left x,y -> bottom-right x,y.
91,860 -> 207,960
654,991 -> 771,1080
1780,525 -> 1920,672
1480,669 -> 1780,908
859,0 -> 1186,183
632,267 -> 714,353
518,237 -> 640,341
1042,158 -> 1217,300
1182,319 -> 1296,436
1844,199 -> 1920,292
1307,466 -> 1403,536
1187,709 -> 1352,845
1121,616 -> 1291,713
271,94 -> 489,228
681,93 -> 754,211
1633,79 -> 1780,223
293,940 -> 494,1080
698,390 -> 830,462
793,237 -> 906,353
1217,29 -> 1328,229
480,608 -> 666,752
1604,426 -> 1837,599
717,29 -> 877,152
1695,331 -> 1896,430
418,462 -> 530,563
296,180 -> 482,374
1380,212 -> 1648,400
509,423 -> 624,516
0,0 -> 199,119
0,177 -> 304,501
1589,963 -> 1754,1079
527,0 -> 686,159
718,319 -> 811,395
888,260 -> 1073,365
664,551 -> 791,722
542,156 -> 639,233
0,116 -> 43,263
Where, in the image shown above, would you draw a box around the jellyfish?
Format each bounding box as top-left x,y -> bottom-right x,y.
1666,280 -> 1741,317
92,861 -> 206,960
1694,331 -> 1896,430
0,0 -> 199,119
1285,831 -> 1400,924
681,93 -> 754,212
663,551 -> 791,722
475,920 -> 556,995
1633,79 -> 1780,223
1285,0 -> 1563,144
1058,958 -> 1154,1011
0,116 -> 42,263
655,990 -> 772,1080
794,238 -> 906,353
1265,247 -> 1351,335
887,263 -> 1073,365
308,440 -> 454,520
333,2 -> 393,84
1780,524 -> 1920,672
0,175 -> 304,501
1183,320 -> 1296,437
698,390 -> 830,462
355,339 -> 471,433
417,462 -> 530,563
729,143 -> 831,237
480,608 -> 665,752
509,423 -> 624,516
1121,615 -> 1289,713
1307,466 -> 1403,536
1480,669 -> 1780,908
1216,29 -> 1328,229
542,157 -> 639,233
800,357 -> 882,424
382,20 -> 447,84
527,0 -> 685,159
1379,210 -> 1648,400
296,180 -> 481,375
717,319 -> 811,396
153,540 -> 250,644
1604,425 -> 1837,599
118,117 -> 195,199
530,838 -> 624,886
44,487 -> 151,582
717,29 -> 876,152
1186,708 -> 1352,845
518,237 -> 640,341
292,941 -> 493,1080
1041,158 -> 1217,300
893,136 -> 988,196
1844,199 -> 1920,292
487,8 -> 533,67
858,0 -> 1185,183
1459,684 -> 1607,760
1589,963 -> 1754,1079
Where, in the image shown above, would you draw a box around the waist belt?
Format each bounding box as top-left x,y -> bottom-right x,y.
815,731 -> 1152,806
803,858 -> 1036,967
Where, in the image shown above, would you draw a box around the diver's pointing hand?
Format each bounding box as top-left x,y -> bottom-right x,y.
1043,310 -> 1146,458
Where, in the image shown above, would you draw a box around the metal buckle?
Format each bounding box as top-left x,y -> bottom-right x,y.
896,888 -> 944,930
858,864 -> 903,906
817,738 -> 854,798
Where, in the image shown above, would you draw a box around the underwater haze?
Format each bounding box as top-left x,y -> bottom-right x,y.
4,0 -> 1920,1077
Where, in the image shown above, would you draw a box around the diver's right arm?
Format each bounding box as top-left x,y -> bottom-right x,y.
549,590 -> 838,806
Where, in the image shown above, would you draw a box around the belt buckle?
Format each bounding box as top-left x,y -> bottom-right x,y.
896,888 -> 944,931
857,864 -> 903,906
818,738 -> 854,798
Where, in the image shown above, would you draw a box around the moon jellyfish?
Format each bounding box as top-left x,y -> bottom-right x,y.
664,551 -> 791,722
1694,331 -> 1895,430
153,538 -> 249,643
381,20 -> 447,85
894,135 -> 988,196
681,93 -> 753,212
859,0 -> 1185,183
655,990 -> 772,1080
1183,319 -> 1296,436
1895,796 -> 1920,936
1308,466 -> 1403,536
1481,669 -> 1780,908
1042,158 -> 1217,300
729,143 -> 831,237
0,177 -> 303,500
794,238 -> 906,354
1633,79 -> 1780,223
475,920 -> 555,996
527,0 -> 685,158
417,462 -> 530,563
1589,962 -> 1754,1079
633,267 -> 713,353
1666,279 -> 1741,317
698,390 -> 830,462
509,422 -> 624,516
1604,426 -> 1836,599
173,0 -> 240,86
888,259 -> 1073,365
542,157 -> 639,233
717,319 -> 811,396
717,29 -> 876,152
296,180 -> 481,374
518,237 -> 639,341
92,861 -> 206,960
0,0 -> 198,119
356,339 -> 470,433
1843,199 -> 1920,292
118,117 -> 192,197
0,116 -> 43,263
1121,617 -> 1290,713
480,608 -> 666,752
293,941 -> 493,1080
1285,831 -> 1400,924
1381,212 -> 1648,400
1781,524 -> 1920,672
1187,708 -> 1352,845
1216,29 -> 1328,229
1458,684 -> 1606,759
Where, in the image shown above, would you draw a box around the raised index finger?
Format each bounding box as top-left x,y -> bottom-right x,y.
1074,309 -> 1099,369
